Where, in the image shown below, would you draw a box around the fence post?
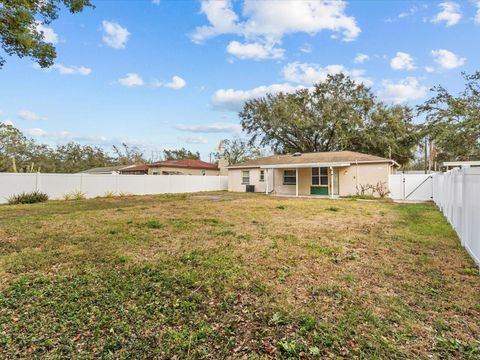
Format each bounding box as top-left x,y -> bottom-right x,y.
35,172 -> 40,192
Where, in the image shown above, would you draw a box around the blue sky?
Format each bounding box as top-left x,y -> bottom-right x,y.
1,0 -> 479,160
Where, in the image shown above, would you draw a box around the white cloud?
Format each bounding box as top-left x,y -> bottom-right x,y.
102,20 -> 130,49
398,6 -> 418,18
425,66 -> 435,73
50,63 -> 92,76
282,62 -> 372,86
226,41 -> 284,60
390,52 -> 416,70
431,2 -> 462,27
212,83 -> 305,111
191,0 -> 360,59
35,22 -> 59,44
152,0 -> 161,4
17,110 -> 46,121
378,77 -> 427,104
180,136 -> 209,144
117,73 -> 144,87
300,43 -> 312,53
152,75 -> 187,90
431,49 -> 466,69
165,75 -> 186,90
24,128 -> 47,137
354,53 -> 369,64
176,123 -> 241,133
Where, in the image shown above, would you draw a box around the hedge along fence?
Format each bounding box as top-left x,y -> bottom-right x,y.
0,173 -> 228,204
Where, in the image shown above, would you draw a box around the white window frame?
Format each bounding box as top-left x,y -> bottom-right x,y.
242,170 -> 250,185
259,170 -> 265,182
283,169 -> 296,185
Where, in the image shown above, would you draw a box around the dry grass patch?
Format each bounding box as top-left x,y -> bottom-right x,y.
0,192 -> 479,358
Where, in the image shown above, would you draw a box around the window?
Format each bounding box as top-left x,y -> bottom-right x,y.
312,167 -> 329,186
320,167 -> 329,185
283,170 -> 296,185
201,169 -> 206,176
259,170 -> 265,182
312,167 -> 319,185
242,171 -> 250,184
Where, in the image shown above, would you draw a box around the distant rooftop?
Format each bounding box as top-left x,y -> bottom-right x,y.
150,159 -> 219,170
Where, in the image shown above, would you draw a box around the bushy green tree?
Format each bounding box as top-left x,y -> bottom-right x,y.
239,74 -> 420,166
163,148 -> 200,161
214,137 -> 265,165
0,0 -> 93,68
418,71 -> 480,162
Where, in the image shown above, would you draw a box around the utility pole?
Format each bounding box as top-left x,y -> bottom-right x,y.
424,137 -> 428,174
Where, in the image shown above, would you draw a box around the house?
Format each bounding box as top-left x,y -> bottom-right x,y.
119,164 -> 149,175
147,159 -> 220,176
442,161 -> 480,171
227,151 -> 399,197
79,165 -> 133,174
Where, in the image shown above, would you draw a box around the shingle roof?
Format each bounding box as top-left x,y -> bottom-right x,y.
79,165 -> 128,174
228,151 -> 395,168
119,164 -> 149,172
150,159 -> 219,170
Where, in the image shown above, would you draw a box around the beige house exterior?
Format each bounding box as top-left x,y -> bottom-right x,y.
227,151 -> 399,197
147,159 -> 220,176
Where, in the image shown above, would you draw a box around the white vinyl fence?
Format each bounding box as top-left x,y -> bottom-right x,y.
0,173 -> 228,204
389,173 -> 433,201
433,168 -> 480,267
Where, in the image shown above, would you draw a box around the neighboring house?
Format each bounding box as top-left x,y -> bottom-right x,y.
227,151 -> 399,197
147,159 -> 220,176
119,164 -> 149,175
442,161 -> 480,171
79,165 -> 133,174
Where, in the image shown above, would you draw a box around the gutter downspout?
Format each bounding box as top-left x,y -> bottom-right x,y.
355,160 -> 359,193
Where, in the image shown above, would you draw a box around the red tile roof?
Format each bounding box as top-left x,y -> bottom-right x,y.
150,159 -> 219,170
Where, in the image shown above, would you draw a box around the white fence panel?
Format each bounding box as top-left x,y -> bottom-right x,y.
433,168 -> 480,267
0,173 -> 228,204
388,173 -> 433,201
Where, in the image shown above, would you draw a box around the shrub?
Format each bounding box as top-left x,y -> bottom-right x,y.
8,191 -> 48,205
63,190 -> 86,201
103,191 -> 116,198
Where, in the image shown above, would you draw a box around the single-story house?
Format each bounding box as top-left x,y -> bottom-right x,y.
227,151 -> 399,197
147,159 -> 220,176
119,164 -> 149,175
79,165 -> 133,175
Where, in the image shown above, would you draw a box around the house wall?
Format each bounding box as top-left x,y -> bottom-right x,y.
227,168 -> 273,193
228,162 -> 394,196
338,162 -> 391,196
273,168 -> 311,195
148,166 -> 220,176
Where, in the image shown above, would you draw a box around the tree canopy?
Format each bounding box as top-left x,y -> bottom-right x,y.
239,74 -> 420,166
163,148 -> 200,161
418,71 -> 480,163
0,123 -> 147,173
0,0 -> 92,68
215,137 -> 265,165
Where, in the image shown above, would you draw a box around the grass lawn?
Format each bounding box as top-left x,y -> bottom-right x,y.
0,192 -> 479,359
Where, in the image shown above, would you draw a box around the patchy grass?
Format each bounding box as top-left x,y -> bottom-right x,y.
0,192 -> 479,358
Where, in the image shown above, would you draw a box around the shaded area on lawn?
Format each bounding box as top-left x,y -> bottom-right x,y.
0,193 -> 479,358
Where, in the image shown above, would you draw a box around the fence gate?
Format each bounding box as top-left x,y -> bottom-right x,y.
389,174 -> 433,201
